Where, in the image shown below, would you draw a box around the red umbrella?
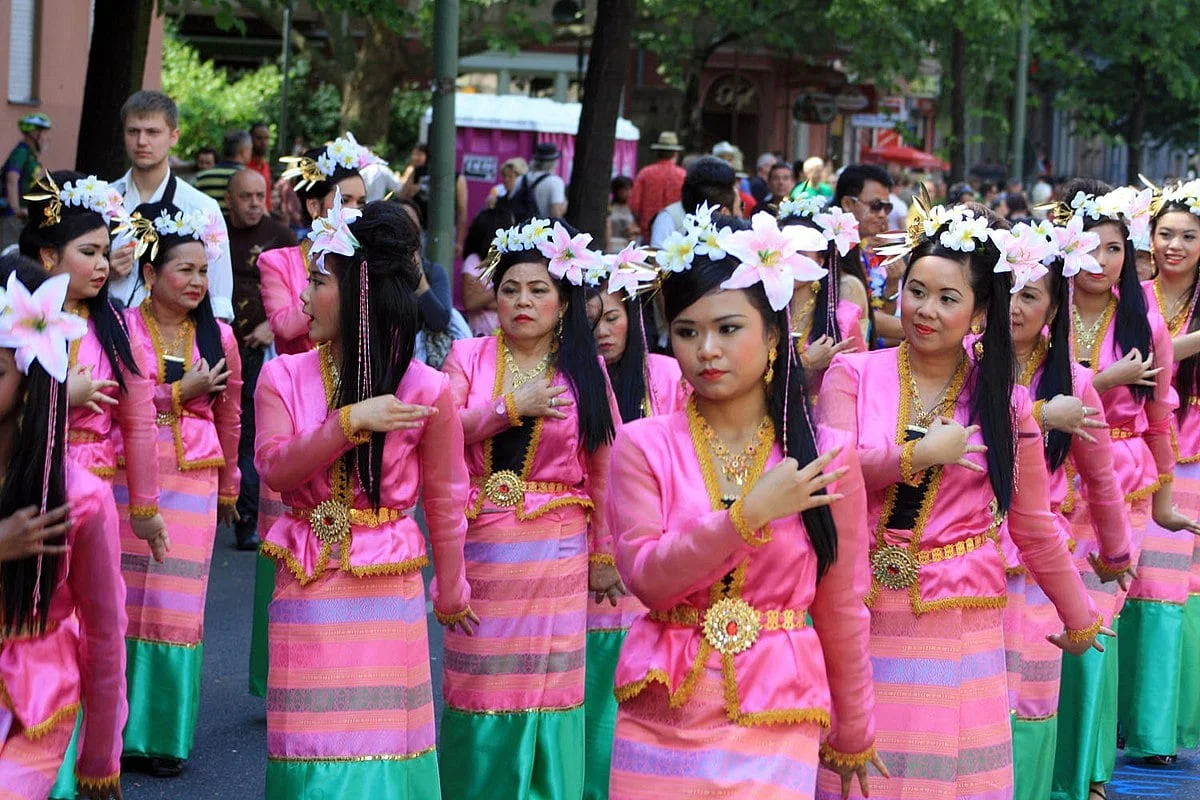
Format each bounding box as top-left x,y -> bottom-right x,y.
862,145 -> 949,172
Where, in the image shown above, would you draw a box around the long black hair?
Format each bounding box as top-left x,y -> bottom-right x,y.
661,229 -> 839,577
590,286 -> 651,424
906,203 -> 1017,512
465,207 -> 515,261
327,201 -> 422,510
1062,178 -> 1154,401
1031,258 -> 1075,472
779,215 -> 841,345
296,148 -> 361,226
493,218 -> 616,453
134,202 -> 225,370
0,256 -> 68,635
18,170 -> 140,390
1151,201 -> 1200,420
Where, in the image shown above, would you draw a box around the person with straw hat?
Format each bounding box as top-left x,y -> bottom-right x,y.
630,132 -> 686,237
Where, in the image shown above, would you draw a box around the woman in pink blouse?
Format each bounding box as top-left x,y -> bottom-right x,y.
607,211 -> 881,800
254,199 -> 473,800
0,258 -> 126,800
816,203 -> 1104,800
1008,243 -> 1131,800
583,278 -> 686,800
114,202 -> 242,777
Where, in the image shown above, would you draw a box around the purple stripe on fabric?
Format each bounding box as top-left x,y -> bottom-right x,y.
611,737 -> 817,792
870,648 -> 1005,687
474,609 -> 587,640
269,594 -> 426,625
121,553 -> 209,579
267,722 -> 436,760
158,488 -> 216,515
112,484 -> 130,505
125,586 -> 205,615
442,648 -> 586,676
470,573 -> 584,601
267,683 -> 433,713
463,532 -> 587,564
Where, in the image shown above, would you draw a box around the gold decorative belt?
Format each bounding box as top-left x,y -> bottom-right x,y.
474,471 -> 576,508
155,412 -> 177,427
648,599 -> 807,656
68,430 -> 103,443
1110,427 -> 1140,440
288,502 -> 411,545
871,525 -> 1001,591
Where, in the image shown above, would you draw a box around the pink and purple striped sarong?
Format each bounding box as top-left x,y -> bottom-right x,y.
0,713 -> 76,800
439,506 -> 589,800
609,662 -> 820,799
114,429 -> 218,760
264,566 -> 438,799
817,588 -> 1011,800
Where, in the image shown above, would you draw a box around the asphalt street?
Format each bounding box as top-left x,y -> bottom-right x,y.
122,530 -> 1200,799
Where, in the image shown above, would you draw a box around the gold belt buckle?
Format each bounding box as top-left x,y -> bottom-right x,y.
483,470 -> 524,508
871,544 -> 920,590
309,499 -> 351,544
702,597 -> 762,655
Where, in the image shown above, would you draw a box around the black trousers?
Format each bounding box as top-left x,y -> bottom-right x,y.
235,344 -> 265,544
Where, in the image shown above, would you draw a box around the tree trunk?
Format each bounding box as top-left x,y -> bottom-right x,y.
76,0 -> 154,177
676,65 -> 706,152
339,21 -> 407,152
1125,63 -> 1147,184
949,26 -> 967,183
566,0 -> 636,243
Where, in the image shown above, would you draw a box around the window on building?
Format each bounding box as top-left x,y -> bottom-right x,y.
8,0 -> 40,105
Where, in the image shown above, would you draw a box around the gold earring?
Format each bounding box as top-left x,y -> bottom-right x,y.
970,322 -> 982,335
764,348 -> 777,387
41,260 -> 52,272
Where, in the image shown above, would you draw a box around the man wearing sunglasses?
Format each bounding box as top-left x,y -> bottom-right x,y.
834,164 -> 903,346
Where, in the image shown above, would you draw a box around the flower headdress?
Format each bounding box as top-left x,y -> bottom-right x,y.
280,132 -> 384,191
1044,186 -> 1153,244
1144,176 -> 1200,220
776,195 -> 828,223
112,207 -> 226,263
776,195 -> 862,258
600,243 -> 658,299
477,218 -> 604,289
307,188 -> 362,272
24,172 -> 126,229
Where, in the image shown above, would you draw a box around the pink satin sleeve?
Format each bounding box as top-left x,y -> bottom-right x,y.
214,326 -> 243,499
113,328 -> 160,509
258,248 -> 311,346
818,356 -> 904,490
442,346 -> 509,445
1145,318 -> 1178,476
1009,400 -> 1097,631
609,429 -> 750,611
71,481 -> 128,782
421,377 -> 472,616
809,435 -> 876,756
1072,374 -> 1132,565
586,378 -> 622,560
254,364 -> 356,494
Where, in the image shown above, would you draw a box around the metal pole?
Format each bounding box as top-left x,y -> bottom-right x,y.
1011,7 -> 1030,184
428,0 -> 459,274
277,0 -> 294,162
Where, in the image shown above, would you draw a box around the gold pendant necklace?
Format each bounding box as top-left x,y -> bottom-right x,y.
1071,299 -> 1113,360
503,339 -> 550,389
904,344 -> 966,429
693,409 -> 773,487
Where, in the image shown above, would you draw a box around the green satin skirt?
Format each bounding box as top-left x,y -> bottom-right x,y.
439,705 -> 585,800
122,638 -> 203,760
266,749 -> 440,800
1051,616 -> 1119,799
47,711 -> 82,799
1179,595 -> 1200,749
583,630 -> 624,800
1117,599 -> 1184,757
248,550 -> 273,698
1012,715 -> 1057,800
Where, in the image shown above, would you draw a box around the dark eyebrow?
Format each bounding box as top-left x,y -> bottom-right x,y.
713,314 -> 748,323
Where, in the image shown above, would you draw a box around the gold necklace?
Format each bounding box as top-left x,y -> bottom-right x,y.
501,334 -> 551,389
1071,297 -> 1115,363
1153,279 -> 1192,337
141,305 -> 195,365
1017,336 -> 1049,387
692,405 -> 774,487
790,281 -> 822,349
904,343 -> 966,429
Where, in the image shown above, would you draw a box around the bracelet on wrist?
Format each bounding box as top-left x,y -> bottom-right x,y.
129,504 -> 159,520
589,553 -> 616,567
504,393 -> 523,428
730,497 -> 771,547
819,742 -> 876,771
339,406 -> 371,446
435,605 -> 473,626
1066,613 -> 1103,643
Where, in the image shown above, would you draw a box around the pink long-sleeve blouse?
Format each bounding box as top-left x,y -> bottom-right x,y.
1143,280 -> 1200,463
442,335 -> 619,559
253,347 -> 471,616
123,308 -> 243,502
256,243 -> 313,356
67,315 -> 160,513
1079,298 -> 1176,500
0,466 -> 128,788
644,353 -> 687,416
607,411 -> 875,755
819,347 -> 1097,629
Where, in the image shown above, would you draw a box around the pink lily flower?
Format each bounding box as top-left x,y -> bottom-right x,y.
813,206 -> 861,256
537,222 -> 599,287
0,273 -> 87,382
717,212 -> 828,311
991,223 -> 1054,292
1052,217 -> 1102,277
307,188 -> 363,272
606,244 -> 656,298
200,212 -> 227,262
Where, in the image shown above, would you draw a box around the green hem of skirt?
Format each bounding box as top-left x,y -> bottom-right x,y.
1052,616 -> 1119,799
122,638 -> 203,760
439,704 -> 585,800
266,748 -> 440,800
248,550 -> 273,698
1012,715 -> 1057,800
47,711 -> 82,799
584,629 -> 626,800
1118,599 -> 1184,757
1178,594 -> 1200,749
